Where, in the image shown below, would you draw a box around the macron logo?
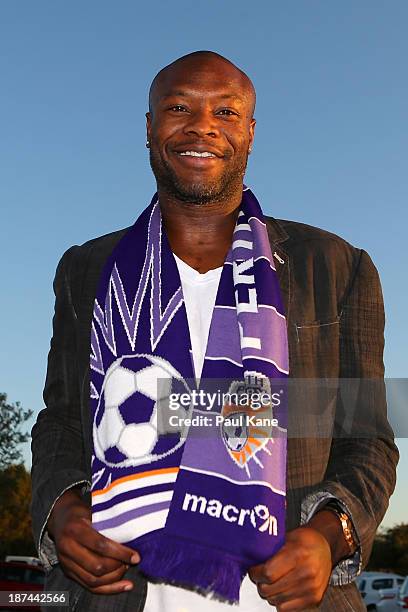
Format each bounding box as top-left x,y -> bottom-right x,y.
182,492 -> 278,536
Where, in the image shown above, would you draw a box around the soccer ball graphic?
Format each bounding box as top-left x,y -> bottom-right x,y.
93,354 -> 191,468
222,413 -> 248,452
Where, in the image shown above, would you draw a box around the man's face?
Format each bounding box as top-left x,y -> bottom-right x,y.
146,59 -> 256,204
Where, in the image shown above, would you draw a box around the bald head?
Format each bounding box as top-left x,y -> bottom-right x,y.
148,51 -> 256,117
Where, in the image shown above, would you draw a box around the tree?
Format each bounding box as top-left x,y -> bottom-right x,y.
0,463 -> 37,559
367,523 -> 408,574
0,392 -> 33,470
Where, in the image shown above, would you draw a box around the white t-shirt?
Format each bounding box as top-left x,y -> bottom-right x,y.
143,255 -> 275,612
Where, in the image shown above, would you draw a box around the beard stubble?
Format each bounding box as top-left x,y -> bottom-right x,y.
149,146 -> 249,205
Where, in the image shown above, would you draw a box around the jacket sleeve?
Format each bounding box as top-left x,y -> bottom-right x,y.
30,247 -> 91,571
300,249 -> 399,585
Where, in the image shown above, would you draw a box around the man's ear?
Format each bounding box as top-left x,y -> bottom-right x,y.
249,118 -> 256,151
146,111 -> 152,143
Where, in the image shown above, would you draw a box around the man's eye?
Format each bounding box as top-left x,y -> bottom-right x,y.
217,109 -> 237,116
169,105 -> 187,112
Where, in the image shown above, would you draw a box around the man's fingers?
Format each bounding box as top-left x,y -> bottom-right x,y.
68,517 -> 140,564
257,563 -> 321,600
248,532 -> 329,611
255,565 -> 327,611
51,495 -> 140,592
256,570 -> 297,600
248,547 -> 295,585
59,553 -> 133,593
88,533 -> 140,565
56,515 -> 140,591
248,563 -> 266,584
258,581 -> 322,612
58,538 -> 124,577
259,581 -> 319,606
90,580 -> 134,595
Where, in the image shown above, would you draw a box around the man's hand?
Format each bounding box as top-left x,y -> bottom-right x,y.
248,521 -> 334,611
47,488 -> 140,594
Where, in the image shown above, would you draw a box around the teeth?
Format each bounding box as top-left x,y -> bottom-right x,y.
178,151 -> 216,157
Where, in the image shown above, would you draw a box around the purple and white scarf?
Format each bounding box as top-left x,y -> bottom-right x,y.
89,187 -> 289,603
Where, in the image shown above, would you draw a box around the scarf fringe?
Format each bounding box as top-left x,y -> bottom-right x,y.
137,532 -> 247,604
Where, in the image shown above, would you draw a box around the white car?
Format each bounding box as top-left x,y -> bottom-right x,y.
397,576 -> 408,608
356,572 -> 405,611
4,555 -> 42,567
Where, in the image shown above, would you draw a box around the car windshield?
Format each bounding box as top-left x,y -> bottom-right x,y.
372,578 -> 394,590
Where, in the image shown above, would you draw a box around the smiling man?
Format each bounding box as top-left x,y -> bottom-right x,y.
31,51 -> 398,612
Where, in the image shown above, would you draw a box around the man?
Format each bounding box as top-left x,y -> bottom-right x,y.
31,51 -> 398,611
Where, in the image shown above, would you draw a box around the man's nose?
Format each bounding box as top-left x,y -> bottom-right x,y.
183,109 -> 219,138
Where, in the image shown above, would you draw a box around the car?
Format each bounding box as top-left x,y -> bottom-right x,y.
397,576 -> 408,608
0,561 -> 45,612
356,572 -> 405,611
4,556 -> 41,567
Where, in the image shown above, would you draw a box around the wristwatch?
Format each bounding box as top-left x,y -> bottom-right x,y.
324,501 -> 357,556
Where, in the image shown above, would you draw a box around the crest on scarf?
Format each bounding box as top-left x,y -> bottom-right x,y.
220,373 -> 276,475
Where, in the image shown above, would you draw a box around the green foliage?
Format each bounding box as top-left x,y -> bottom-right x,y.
0,392 -> 33,470
367,524 -> 408,574
0,464 -> 36,559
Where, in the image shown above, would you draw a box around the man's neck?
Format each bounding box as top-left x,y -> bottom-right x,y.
158,186 -> 243,274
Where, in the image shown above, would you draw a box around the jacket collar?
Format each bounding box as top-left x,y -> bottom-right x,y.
265,215 -> 290,246
265,216 -> 291,321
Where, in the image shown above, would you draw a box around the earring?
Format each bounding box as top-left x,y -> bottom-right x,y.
146,140 -> 150,148
248,146 -> 252,154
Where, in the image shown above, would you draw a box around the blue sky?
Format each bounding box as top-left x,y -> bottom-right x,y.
0,1 -> 406,528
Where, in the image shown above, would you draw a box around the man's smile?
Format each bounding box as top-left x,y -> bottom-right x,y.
172,152 -> 221,168
178,151 -> 216,157
171,152 -> 223,170
170,145 -> 226,169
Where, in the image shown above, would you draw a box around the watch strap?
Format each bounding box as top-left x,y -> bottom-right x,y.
324,501 -> 357,555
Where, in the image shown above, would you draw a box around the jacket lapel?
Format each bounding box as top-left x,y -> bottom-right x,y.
265,217 -> 291,322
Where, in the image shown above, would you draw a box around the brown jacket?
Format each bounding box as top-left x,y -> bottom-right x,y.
31,215 -> 399,611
